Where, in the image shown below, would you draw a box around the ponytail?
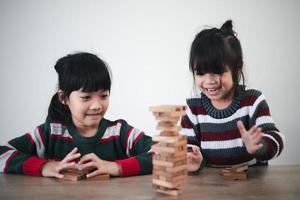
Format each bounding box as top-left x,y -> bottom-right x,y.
47,93 -> 70,123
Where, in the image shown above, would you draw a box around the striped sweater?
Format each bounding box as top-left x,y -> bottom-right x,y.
0,118 -> 153,177
181,86 -> 284,166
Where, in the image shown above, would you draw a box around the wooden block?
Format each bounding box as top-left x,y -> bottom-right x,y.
60,167 -> 109,181
233,164 -> 248,172
156,188 -> 181,196
166,164 -> 187,173
170,174 -> 187,183
157,121 -> 177,127
152,135 -> 182,143
153,110 -> 186,118
156,125 -> 181,132
86,174 -> 110,181
153,160 -> 174,167
152,178 -> 180,188
151,144 -> 176,153
153,171 -> 174,178
159,131 -> 180,136
221,164 -> 248,180
153,184 -> 182,196
149,105 -> 186,113
60,171 -> 86,181
155,116 -> 180,124
222,172 -> 247,180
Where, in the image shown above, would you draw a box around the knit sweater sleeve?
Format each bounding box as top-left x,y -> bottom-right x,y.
115,120 -> 153,177
181,98 -> 201,147
249,91 -> 284,161
0,124 -> 49,176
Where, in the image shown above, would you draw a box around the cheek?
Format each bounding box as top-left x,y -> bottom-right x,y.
102,100 -> 109,110
69,102 -> 85,115
221,75 -> 234,86
195,77 -> 203,88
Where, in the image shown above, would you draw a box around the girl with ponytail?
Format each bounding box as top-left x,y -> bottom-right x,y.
183,20 -> 284,173
0,52 -> 152,178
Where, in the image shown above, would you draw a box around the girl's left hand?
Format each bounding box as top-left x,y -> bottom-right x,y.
77,153 -> 121,177
237,120 -> 263,154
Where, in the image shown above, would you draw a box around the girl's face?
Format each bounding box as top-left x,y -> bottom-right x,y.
65,89 -> 109,134
194,68 -> 235,108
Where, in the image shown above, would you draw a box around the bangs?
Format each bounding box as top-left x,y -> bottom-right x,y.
60,53 -> 111,95
191,31 -> 226,75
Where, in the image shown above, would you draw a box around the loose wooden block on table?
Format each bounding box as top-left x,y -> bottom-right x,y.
221,164 -> 248,180
60,167 -> 110,181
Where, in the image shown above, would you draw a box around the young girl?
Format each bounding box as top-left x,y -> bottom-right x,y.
183,20 -> 284,173
0,52 -> 152,178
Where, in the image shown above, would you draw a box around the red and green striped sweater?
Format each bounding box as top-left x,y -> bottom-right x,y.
0,118 -> 153,177
181,86 -> 284,166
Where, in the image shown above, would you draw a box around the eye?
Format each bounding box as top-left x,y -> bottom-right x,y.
101,94 -> 109,99
80,95 -> 91,100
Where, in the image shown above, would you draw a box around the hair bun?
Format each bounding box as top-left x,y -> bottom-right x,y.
220,20 -> 235,35
54,55 -> 70,75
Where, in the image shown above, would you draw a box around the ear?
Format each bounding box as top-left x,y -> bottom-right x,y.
58,90 -> 68,105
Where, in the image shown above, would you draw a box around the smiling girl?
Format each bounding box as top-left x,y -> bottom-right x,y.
0,52 -> 152,178
182,20 -> 284,173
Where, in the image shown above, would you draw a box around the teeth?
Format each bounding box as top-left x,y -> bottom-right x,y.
208,88 -> 217,92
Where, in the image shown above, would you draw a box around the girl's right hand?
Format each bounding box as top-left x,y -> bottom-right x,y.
187,145 -> 203,172
41,147 -> 81,178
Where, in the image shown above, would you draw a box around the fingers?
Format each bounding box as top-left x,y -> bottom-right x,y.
253,128 -> 263,143
192,145 -> 200,154
86,170 -> 99,178
54,172 -> 64,179
66,147 -> 78,157
77,161 -> 95,171
62,147 -> 81,163
187,151 -> 201,162
56,161 -> 76,172
78,153 -> 97,164
237,120 -> 247,136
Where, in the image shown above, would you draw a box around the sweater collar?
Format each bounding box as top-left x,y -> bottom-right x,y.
201,85 -> 245,119
67,118 -> 108,143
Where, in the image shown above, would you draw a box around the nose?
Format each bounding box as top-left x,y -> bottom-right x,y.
206,74 -> 218,84
90,99 -> 102,111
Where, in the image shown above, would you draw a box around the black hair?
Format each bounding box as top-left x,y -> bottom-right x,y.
189,20 -> 244,93
47,52 -> 112,123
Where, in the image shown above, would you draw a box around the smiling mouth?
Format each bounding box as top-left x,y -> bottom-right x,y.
205,87 -> 221,96
86,113 -> 102,116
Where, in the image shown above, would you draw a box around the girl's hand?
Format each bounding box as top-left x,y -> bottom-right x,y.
78,153 -> 121,177
41,147 -> 81,178
187,145 -> 203,172
237,120 -> 263,155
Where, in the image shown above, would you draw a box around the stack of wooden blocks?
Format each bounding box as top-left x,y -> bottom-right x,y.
221,164 -> 248,180
60,164 -> 110,181
149,105 -> 187,196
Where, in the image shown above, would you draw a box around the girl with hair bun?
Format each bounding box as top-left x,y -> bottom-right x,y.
182,20 -> 284,173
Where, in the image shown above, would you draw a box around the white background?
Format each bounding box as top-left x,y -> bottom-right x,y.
0,0 -> 299,165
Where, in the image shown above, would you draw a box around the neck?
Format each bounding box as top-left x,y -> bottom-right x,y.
76,126 -> 98,137
72,120 -> 99,137
211,99 -> 232,110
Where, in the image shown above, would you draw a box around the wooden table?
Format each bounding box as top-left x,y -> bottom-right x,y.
0,165 -> 299,200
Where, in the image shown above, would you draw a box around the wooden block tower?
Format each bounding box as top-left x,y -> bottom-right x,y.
149,105 -> 187,196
